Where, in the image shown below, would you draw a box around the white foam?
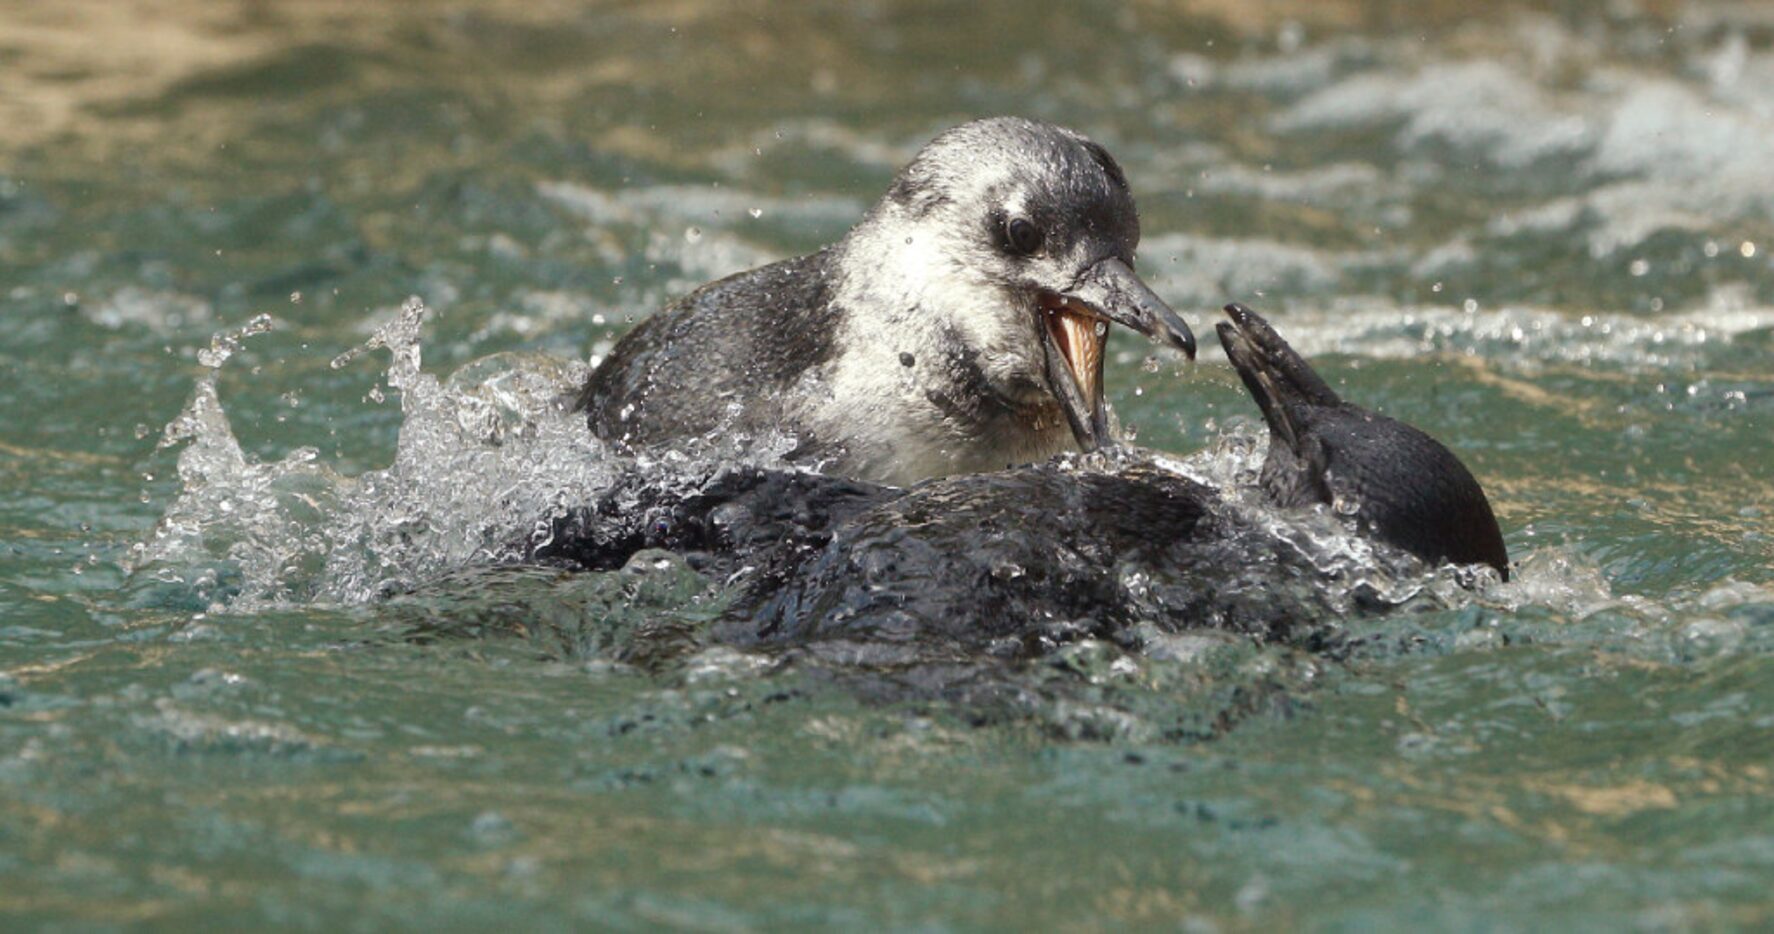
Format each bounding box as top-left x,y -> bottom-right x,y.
1214,301 -> 1774,369
1275,60 -> 1594,169
130,300 -> 611,608
1142,231 -> 1344,309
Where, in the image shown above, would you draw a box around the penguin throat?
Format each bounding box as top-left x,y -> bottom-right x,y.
1039,291 -> 1105,412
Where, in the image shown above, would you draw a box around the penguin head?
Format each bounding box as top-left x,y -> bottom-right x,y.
849,117 -> 1195,450
1216,303 -> 1510,580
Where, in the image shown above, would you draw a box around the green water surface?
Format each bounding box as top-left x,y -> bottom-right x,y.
3,1 -> 1773,929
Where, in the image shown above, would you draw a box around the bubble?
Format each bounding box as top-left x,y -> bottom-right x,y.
747,208 -> 763,219
685,227 -> 703,244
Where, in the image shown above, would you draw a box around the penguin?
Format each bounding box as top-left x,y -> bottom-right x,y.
1216,302 -> 1509,579
575,117 -> 1196,486
536,305 -> 1509,659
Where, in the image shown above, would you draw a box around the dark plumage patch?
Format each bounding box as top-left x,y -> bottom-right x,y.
1081,140 -> 1130,193
576,251 -> 840,443
886,171 -> 948,217
922,324 -> 1013,426
532,466 -> 888,573
752,266 -> 840,386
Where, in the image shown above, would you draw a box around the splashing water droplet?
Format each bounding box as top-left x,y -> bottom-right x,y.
197,314 -> 274,369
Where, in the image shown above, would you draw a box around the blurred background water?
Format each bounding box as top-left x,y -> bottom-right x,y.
3,0 -> 1773,928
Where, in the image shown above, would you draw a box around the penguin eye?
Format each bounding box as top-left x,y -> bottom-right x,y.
1004,216 -> 1043,256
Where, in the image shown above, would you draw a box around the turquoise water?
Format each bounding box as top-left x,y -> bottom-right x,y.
4,1 -> 1774,927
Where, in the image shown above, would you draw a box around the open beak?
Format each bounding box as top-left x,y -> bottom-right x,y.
1038,257 -> 1196,451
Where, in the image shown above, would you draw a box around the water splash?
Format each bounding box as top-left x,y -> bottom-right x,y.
129,299 -> 617,609
130,298 -> 818,612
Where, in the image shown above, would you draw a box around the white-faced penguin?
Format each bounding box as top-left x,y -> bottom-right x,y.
575,117 -> 1196,485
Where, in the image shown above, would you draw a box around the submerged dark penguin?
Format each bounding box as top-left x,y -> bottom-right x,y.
534,306 -> 1508,672
1216,304 -> 1508,578
575,117 -> 1196,486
